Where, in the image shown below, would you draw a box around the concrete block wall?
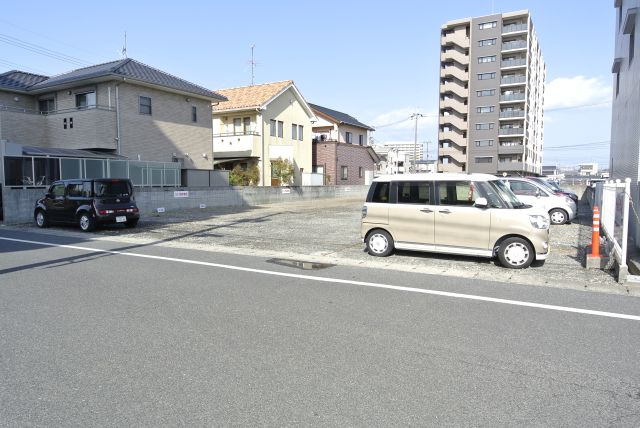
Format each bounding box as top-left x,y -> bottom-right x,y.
1,185 -> 368,225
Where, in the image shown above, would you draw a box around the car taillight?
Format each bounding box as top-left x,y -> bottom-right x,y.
126,208 -> 138,213
98,209 -> 114,215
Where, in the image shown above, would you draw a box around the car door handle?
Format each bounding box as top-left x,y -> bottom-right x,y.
420,208 -> 433,213
439,209 -> 451,214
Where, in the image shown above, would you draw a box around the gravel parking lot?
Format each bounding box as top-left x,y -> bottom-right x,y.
10,196 -> 632,296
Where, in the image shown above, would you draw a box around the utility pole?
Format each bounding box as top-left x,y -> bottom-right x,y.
410,113 -> 427,172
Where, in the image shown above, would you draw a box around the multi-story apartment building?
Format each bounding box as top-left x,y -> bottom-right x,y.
437,10 -> 545,175
374,141 -> 425,165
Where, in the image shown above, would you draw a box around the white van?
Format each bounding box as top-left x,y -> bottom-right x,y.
502,177 -> 577,225
361,173 -> 550,269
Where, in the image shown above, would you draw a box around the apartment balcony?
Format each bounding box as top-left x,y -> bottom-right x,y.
213,132 -> 260,154
501,40 -> 528,51
500,75 -> 526,86
439,162 -> 465,173
440,114 -> 467,130
499,109 -> 525,119
439,81 -> 469,99
439,97 -> 468,114
497,144 -> 524,155
438,146 -> 466,163
438,130 -> 467,146
500,92 -> 526,102
497,161 -> 524,172
440,65 -> 468,81
498,127 -> 525,136
501,58 -> 527,68
441,31 -> 470,48
502,23 -> 528,34
440,48 -> 469,65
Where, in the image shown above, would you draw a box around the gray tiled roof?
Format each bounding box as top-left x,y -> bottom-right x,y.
309,103 -> 374,131
0,71 -> 48,91
4,59 -> 226,101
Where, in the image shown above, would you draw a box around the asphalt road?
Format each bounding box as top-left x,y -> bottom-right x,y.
1,228 -> 640,426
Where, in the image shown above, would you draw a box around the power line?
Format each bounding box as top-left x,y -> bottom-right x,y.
373,113 -> 437,129
0,33 -> 91,66
545,140 -> 610,150
0,59 -> 48,75
545,101 -> 610,112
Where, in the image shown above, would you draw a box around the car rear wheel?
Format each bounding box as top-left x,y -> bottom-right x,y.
35,210 -> 48,228
549,208 -> 568,225
498,237 -> 534,269
78,212 -> 96,232
366,229 -> 394,257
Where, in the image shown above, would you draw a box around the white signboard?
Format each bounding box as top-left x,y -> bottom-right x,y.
174,191 -> 189,198
157,207 -> 166,213
281,188 -> 291,194
199,204 -> 206,209
344,187 -> 351,192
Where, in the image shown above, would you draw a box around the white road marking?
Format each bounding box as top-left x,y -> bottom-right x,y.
3,236 -> 640,322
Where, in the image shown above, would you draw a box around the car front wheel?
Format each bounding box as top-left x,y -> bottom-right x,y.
35,210 -> 48,228
78,213 -> 96,232
498,237 -> 534,269
549,208 -> 568,225
366,229 -> 394,257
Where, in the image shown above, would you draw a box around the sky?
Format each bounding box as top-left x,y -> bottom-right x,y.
0,0 -> 614,169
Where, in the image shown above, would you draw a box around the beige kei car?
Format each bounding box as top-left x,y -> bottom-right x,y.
361,173 -> 550,269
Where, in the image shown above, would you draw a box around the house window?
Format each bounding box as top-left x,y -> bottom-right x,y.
475,139 -> 494,147
233,118 -> 242,135
298,125 -> 303,140
277,121 -> 283,138
292,123 -> 298,140
476,106 -> 495,113
240,162 -> 248,171
139,96 -> 152,115
76,91 -> 96,109
359,167 -> 364,178
478,21 -> 497,30
477,89 -> 496,97
359,134 -> 364,145
475,123 -> 494,130
475,156 -> 493,163
345,132 -> 352,144
478,38 -> 497,46
243,117 -> 251,133
38,98 -> 55,114
270,119 -> 276,136
616,72 -> 620,97
341,166 -> 348,180
192,106 -> 197,122
477,72 -> 496,80
478,55 -> 496,63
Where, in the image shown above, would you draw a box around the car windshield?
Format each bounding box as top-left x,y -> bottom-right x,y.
532,178 -> 558,193
488,180 -> 527,208
546,180 -> 561,191
94,180 -> 131,197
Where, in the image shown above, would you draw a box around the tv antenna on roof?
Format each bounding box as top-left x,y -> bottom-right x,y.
248,44 -> 258,85
121,31 -> 127,58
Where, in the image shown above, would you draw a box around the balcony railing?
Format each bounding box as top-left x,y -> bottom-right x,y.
0,104 -> 115,115
212,131 -> 260,137
500,93 -> 526,102
501,75 -> 526,85
502,23 -> 528,33
499,127 -> 525,135
499,110 -> 525,118
501,58 -> 527,68
502,40 -> 527,51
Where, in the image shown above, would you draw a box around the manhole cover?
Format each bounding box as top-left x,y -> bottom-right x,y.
266,258 -> 335,270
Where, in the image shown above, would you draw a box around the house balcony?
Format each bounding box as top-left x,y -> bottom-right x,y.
501,40 -> 528,51
213,132 -> 260,154
440,48 -> 469,65
502,23 -> 528,34
441,31 -> 470,48
501,58 -> 527,68
498,144 -> 524,155
499,109 -> 525,119
500,75 -> 526,86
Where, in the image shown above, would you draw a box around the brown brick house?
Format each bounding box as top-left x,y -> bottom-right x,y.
310,104 -> 379,185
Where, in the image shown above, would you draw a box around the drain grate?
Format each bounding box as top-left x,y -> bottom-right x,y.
266,258 -> 335,270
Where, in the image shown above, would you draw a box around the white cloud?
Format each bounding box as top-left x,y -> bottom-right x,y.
545,76 -> 611,110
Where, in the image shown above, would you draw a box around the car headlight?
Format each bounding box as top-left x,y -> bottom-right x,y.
529,214 -> 550,229
565,197 -> 574,205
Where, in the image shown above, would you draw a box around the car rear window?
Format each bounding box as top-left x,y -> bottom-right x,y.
369,182 -> 390,203
94,180 -> 131,197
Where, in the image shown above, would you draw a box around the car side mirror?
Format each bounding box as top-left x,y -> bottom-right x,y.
474,197 -> 488,208
45,192 -> 52,199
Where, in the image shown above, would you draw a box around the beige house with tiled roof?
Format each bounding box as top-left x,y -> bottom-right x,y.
212,80 -> 316,186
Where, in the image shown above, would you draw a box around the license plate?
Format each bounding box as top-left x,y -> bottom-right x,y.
116,216 -> 127,223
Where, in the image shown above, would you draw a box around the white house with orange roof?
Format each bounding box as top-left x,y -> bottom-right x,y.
212,80 -> 316,186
